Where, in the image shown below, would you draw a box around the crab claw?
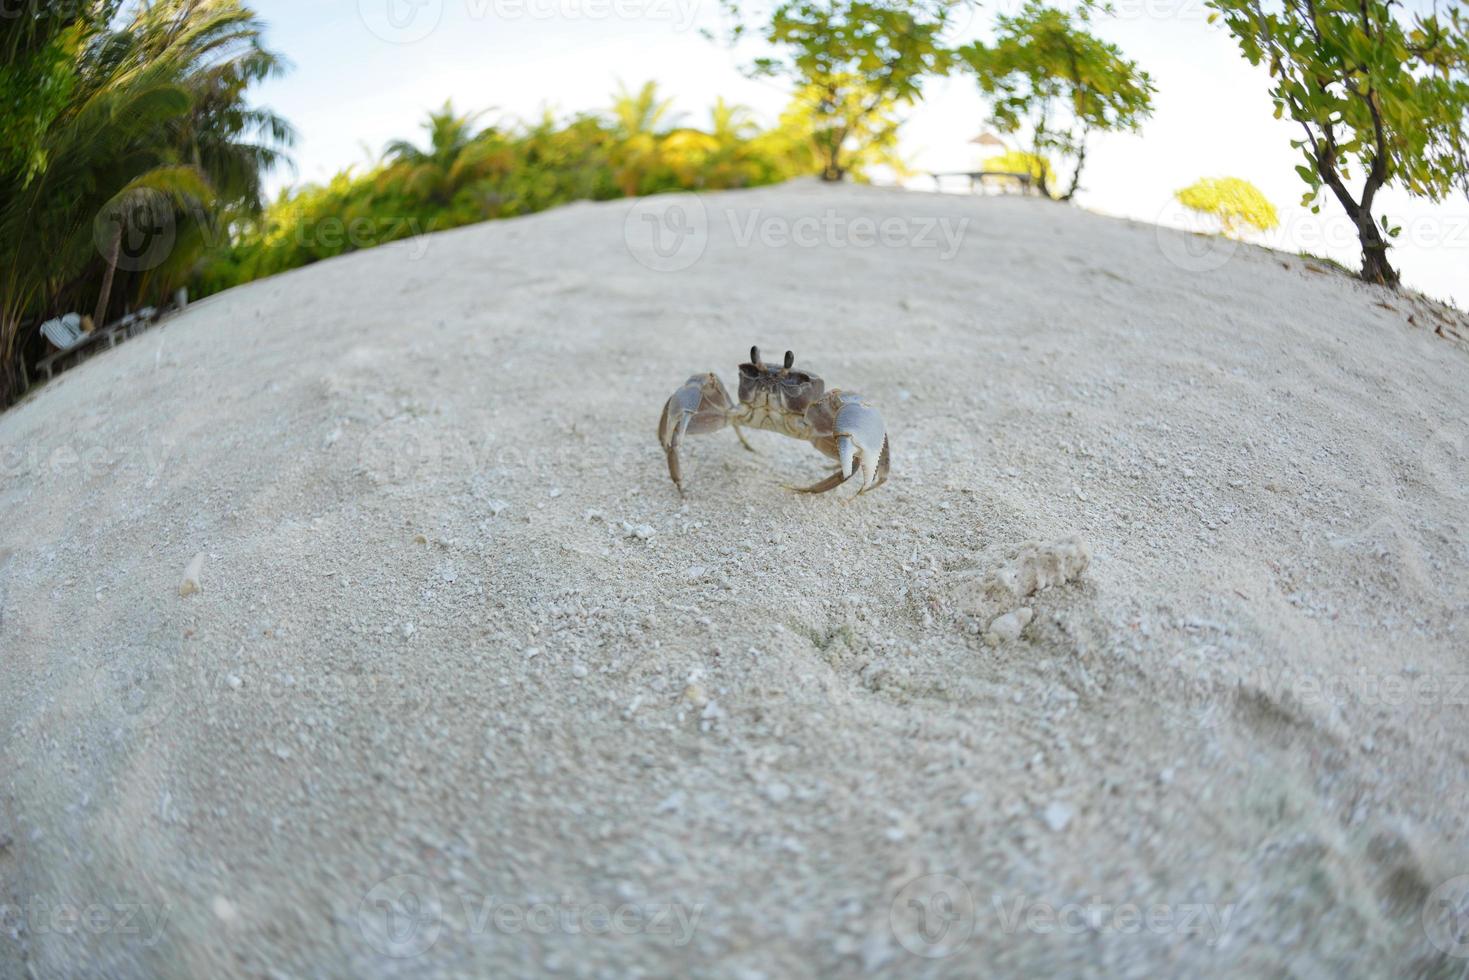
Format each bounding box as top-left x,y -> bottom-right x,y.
657,373 -> 734,492
797,390 -> 891,495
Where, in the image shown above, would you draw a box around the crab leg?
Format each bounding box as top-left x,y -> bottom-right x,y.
657,373 -> 735,492
797,390 -> 890,495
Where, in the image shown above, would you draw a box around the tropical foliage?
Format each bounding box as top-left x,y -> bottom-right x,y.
7,0 -> 1463,409
1208,0 -> 1469,286
194,85 -> 828,297
0,0 -> 292,407
1175,177 -> 1280,236
983,150 -> 1057,193
958,1 -> 1155,200
716,0 -> 961,180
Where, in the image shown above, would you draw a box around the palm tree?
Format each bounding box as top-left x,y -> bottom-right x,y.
608,81 -> 681,196
610,81 -> 679,138
0,0 -> 292,405
379,101 -> 508,207
709,98 -> 759,146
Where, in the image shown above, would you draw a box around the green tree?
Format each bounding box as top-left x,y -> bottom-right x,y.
1175,177 -> 1280,236
0,2 -> 107,184
0,0 -> 291,405
608,81 -> 681,195
193,91 -> 821,297
380,101 -> 508,206
718,0 -> 960,181
1208,0 -> 1469,286
959,1 -> 1154,200
983,149 -> 1056,191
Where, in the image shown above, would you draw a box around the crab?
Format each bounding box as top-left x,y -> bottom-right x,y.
658,347 -> 890,496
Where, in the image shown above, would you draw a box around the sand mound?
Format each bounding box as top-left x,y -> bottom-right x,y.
3,181 -> 1468,976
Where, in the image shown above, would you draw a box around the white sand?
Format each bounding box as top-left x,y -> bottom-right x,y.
3,180 -> 1468,977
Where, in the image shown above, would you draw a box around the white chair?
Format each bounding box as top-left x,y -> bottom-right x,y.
39,313 -> 86,350
36,312 -> 121,381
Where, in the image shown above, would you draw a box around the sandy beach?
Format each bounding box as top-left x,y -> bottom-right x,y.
2,180 -> 1467,977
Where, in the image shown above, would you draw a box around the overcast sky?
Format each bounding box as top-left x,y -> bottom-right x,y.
249,0 -> 1469,306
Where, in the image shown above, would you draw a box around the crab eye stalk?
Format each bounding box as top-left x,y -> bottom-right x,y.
750,346 -> 761,367
784,350 -> 795,370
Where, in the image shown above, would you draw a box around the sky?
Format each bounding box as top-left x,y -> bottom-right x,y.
248,0 -> 1468,307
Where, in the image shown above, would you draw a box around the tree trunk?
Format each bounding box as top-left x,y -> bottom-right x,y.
0,315 -> 20,409
93,225 -> 122,329
1061,137 -> 1088,202
1358,218 -> 1398,287
819,125 -> 846,182
1315,143 -> 1399,289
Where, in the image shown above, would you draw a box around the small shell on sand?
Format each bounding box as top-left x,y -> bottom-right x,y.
987,607 -> 1034,644
1042,801 -> 1074,832
179,553 -> 206,597
954,536 -> 1090,621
